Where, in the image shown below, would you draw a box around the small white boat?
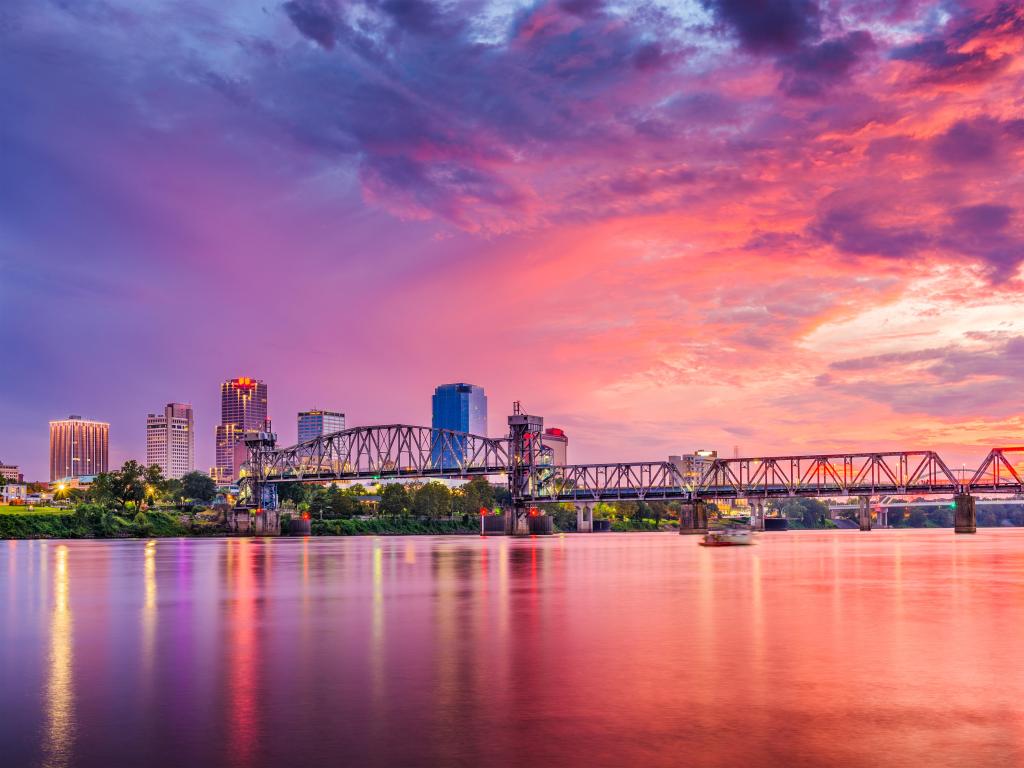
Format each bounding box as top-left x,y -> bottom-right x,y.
700,528 -> 755,547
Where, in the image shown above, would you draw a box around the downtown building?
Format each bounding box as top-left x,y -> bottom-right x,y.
669,450 -> 718,487
49,415 -> 109,482
146,403 -> 195,479
214,377 -> 268,484
297,409 -> 346,443
0,461 -> 21,483
431,383 -> 487,469
541,427 -> 568,467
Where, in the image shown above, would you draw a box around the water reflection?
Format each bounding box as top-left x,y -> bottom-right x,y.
43,545 -> 74,768
6,531 -> 1024,767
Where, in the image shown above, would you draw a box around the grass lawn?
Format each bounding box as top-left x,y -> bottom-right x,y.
0,505 -> 71,515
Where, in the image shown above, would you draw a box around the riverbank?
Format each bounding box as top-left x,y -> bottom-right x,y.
0,507 -> 682,539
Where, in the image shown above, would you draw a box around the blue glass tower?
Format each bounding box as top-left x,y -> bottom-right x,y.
431,383 -> 487,468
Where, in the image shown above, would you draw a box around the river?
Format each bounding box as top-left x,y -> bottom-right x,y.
2,530 -> 1023,767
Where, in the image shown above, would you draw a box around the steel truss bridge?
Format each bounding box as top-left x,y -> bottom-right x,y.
241,406 -> 1024,534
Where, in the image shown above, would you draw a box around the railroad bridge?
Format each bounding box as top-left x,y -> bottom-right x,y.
240,404 -> 1024,536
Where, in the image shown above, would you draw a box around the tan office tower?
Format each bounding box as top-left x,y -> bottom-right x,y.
50,415 -> 109,481
146,403 -> 195,479
214,377 -> 268,484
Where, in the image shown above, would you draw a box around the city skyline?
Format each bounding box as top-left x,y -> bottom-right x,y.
3,1 -> 1023,481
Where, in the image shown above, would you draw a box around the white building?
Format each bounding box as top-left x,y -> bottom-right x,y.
541,428 -> 568,467
146,403 -> 195,479
0,462 -> 20,482
669,450 -> 718,487
1,483 -> 28,503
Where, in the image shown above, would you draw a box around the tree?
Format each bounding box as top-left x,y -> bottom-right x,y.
380,484 -> 410,517
181,471 -> 217,504
907,508 -> 927,527
413,482 -> 451,519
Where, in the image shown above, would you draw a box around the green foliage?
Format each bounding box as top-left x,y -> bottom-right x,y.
452,478 -> 497,516
413,482 -> 451,519
181,471 -> 217,503
133,511 -> 153,537
379,483 -> 410,517
89,460 -> 165,510
310,517 -> 477,536
549,504 -> 578,532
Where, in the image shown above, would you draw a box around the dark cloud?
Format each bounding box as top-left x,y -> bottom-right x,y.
890,2 -> 1022,84
778,30 -> 874,97
702,0 -> 821,54
283,0 -> 339,50
812,203 -> 931,259
941,204 -> 1021,279
931,117 -> 1004,165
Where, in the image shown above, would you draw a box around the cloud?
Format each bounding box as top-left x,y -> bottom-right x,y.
777,31 -> 874,98
284,0 -> 340,49
701,0 -> 821,54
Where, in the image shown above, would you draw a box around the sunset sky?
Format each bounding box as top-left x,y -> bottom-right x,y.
2,0 -> 1023,479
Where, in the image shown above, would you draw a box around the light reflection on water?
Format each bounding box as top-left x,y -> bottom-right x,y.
3,531 -> 1024,766
43,544 -> 74,768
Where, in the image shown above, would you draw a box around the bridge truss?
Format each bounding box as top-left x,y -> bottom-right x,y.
245,425 -> 510,485
241,414 -> 1024,524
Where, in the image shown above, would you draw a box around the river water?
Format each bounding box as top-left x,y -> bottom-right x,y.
2,530 -> 1024,767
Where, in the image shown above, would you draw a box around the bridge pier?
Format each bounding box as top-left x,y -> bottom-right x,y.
505,506 -> 532,536
751,500 -> 765,531
954,493 -> 976,534
858,496 -> 871,531
679,500 -> 708,535
576,503 -> 593,533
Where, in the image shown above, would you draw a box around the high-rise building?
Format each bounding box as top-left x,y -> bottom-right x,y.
431,383 -> 487,468
214,377 -> 268,484
0,462 -> 22,483
669,450 -> 718,488
297,410 -> 346,443
146,403 -> 195,479
49,416 -> 109,482
541,427 -> 568,467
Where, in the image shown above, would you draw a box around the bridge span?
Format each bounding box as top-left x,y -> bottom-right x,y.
240,405 -> 1024,536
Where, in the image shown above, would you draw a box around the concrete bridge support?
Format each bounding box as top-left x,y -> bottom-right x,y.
506,506 -> 532,536
954,493 -> 976,534
858,496 -> 871,532
751,500 -> 765,531
679,500 -> 708,535
576,503 -> 593,533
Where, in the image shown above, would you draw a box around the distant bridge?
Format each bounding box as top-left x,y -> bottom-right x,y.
240,405 -> 1024,535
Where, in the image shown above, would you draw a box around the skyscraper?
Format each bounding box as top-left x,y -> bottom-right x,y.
297,410 -> 346,443
431,383 -> 487,468
214,377 -> 268,484
146,403 -> 195,479
49,416 -> 109,481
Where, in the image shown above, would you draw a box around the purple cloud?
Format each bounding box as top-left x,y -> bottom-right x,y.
702,0 -> 821,54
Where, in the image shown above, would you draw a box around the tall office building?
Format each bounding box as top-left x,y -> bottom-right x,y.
214,377 -> 268,484
146,403 -> 195,479
431,383 -> 487,468
541,427 -> 568,466
49,416 -> 109,482
297,410 -> 346,443
669,450 -> 718,487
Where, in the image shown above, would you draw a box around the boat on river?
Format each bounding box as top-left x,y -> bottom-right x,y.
700,528 -> 755,547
